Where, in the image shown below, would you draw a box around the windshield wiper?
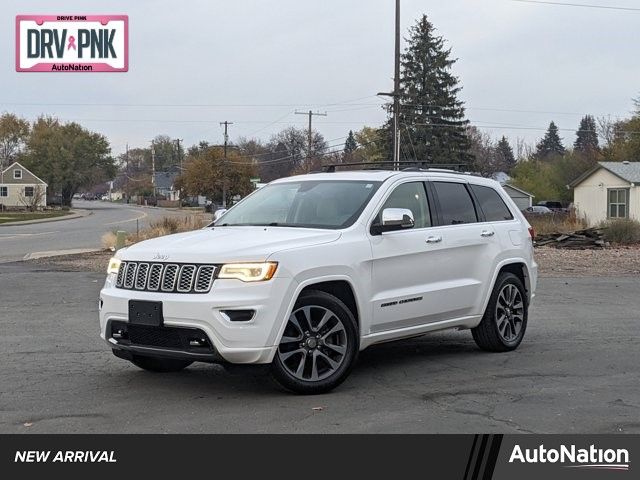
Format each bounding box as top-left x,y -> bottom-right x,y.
216,222 -> 305,228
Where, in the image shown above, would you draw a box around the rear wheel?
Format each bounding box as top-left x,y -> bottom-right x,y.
472,272 -> 528,352
130,355 -> 193,373
271,290 -> 358,394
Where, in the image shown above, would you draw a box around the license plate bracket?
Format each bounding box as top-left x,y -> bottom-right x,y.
128,300 -> 163,327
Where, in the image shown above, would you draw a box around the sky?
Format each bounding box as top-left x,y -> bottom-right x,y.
2,0 -> 639,157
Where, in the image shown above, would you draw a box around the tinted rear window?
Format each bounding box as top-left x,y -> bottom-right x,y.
470,185 -> 514,221
433,182 -> 478,225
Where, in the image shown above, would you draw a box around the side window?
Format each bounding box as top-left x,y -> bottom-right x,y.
379,182 -> 431,229
432,181 -> 478,225
470,184 -> 514,221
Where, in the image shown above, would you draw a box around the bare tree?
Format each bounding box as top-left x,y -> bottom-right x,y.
515,137 -> 534,161
18,185 -> 45,212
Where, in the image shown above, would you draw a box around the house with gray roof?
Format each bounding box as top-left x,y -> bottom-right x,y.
0,161 -> 48,209
570,161 -> 640,225
153,171 -> 180,201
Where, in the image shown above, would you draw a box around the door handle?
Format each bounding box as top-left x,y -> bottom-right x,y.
425,235 -> 442,244
481,230 -> 495,237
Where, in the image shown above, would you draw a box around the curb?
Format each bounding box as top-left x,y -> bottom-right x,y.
0,209 -> 92,226
23,248 -> 103,260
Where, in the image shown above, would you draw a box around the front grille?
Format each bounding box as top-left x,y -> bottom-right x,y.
116,261 -> 217,294
129,324 -> 183,349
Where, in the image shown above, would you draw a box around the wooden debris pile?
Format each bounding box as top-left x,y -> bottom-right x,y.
535,227 -> 607,249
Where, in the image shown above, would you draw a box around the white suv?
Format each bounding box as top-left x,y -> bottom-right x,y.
100,169 -> 537,394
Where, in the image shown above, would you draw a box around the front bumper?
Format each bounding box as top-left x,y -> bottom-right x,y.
99,275 -> 296,364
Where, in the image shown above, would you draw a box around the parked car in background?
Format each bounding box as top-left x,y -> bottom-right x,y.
524,205 -> 553,215
536,201 -> 566,212
101,169 -> 537,394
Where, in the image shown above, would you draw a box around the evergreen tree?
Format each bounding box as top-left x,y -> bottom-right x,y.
383,15 -> 470,165
574,115 -> 599,154
535,121 -> 565,160
496,136 -> 516,172
344,130 -> 357,155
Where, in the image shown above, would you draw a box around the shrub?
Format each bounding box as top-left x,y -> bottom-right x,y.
525,210 -> 587,236
600,218 -> 640,245
102,215 -> 210,249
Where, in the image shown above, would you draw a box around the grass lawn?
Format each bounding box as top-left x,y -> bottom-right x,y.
0,210 -> 71,225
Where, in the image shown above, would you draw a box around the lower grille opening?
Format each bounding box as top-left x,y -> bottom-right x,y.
110,321 -> 214,353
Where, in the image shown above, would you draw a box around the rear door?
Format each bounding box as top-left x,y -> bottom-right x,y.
424,179 -> 503,317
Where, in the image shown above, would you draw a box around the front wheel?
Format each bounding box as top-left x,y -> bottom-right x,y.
472,272 -> 528,352
271,290 -> 358,394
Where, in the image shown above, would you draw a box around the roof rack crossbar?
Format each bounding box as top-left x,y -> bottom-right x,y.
322,161 -> 467,173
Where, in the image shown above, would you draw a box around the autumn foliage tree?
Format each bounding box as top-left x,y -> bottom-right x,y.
176,146 -> 256,205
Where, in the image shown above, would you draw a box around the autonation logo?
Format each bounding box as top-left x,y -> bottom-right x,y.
510,444 -> 630,471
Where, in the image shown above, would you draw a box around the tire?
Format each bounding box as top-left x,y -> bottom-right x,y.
271,290 -> 358,394
130,355 -> 193,373
472,272 -> 528,352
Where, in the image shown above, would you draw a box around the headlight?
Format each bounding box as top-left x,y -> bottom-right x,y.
107,257 -> 122,275
218,262 -> 278,282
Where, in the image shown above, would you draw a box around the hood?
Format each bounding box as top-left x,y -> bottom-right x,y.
119,226 -> 341,263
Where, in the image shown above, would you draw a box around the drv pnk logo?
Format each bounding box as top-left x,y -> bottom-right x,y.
16,15 -> 128,72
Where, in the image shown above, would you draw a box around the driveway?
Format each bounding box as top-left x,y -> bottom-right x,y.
0,200 -> 204,263
0,262 -> 638,433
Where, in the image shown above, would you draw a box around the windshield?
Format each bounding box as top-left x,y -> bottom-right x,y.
215,180 -> 382,229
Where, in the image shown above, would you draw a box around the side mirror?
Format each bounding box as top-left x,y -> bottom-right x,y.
371,208 -> 415,235
213,208 -> 227,222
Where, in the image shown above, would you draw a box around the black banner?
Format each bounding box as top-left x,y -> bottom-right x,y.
0,434 -> 635,479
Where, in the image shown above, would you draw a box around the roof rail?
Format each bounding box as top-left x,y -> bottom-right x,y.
323,161 -> 468,173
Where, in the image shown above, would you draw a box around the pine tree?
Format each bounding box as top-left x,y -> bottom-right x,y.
574,115 -> 599,154
496,136 -> 516,172
384,15 -> 470,165
535,121 -> 565,160
344,130 -> 357,154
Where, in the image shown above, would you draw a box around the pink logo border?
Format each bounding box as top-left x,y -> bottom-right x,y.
15,15 -> 129,72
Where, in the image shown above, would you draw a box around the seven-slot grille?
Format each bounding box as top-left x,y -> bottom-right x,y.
116,262 -> 217,294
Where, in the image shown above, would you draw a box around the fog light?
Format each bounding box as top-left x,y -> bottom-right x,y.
220,310 -> 255,322
189,338 -> 208,347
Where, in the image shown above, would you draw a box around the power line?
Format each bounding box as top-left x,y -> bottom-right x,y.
1,98 -> 628,119
510,0 -> 640,12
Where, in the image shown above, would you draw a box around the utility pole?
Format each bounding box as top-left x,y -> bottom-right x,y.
125,143 -> 129,204
220,121 -> 233,208
175,138 -> 183,171
378,0 -> 401,170
295,110 -> 327,171
151,145 -> 156,201
393,0 -> 401,170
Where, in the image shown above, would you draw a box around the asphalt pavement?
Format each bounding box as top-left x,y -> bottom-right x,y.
0,262 -> 638,433
0,200 -> 200,263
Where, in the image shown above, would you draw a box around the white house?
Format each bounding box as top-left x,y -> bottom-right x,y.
0,162 -> 48,209
570,161 -> 640,226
